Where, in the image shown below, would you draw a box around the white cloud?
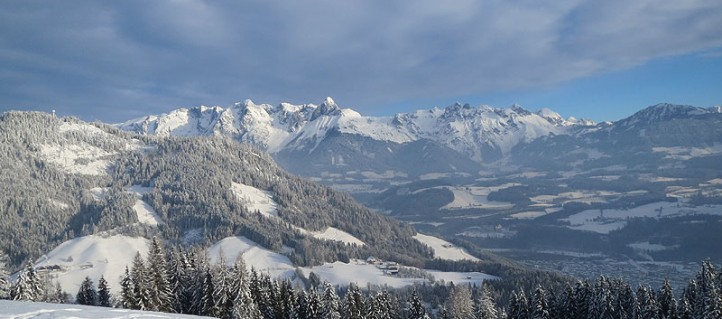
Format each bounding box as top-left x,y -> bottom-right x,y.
0,0 -> 721,120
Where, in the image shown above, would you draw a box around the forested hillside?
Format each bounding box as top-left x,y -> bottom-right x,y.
0,111 -> 432,268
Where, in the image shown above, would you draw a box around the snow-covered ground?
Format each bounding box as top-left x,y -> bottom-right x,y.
441,186 -> 515,210
230,182 -> 278,217
413,233 -> 480,261
311,227 -> 365,246
128,185 -> 161,226
562,201 -> 722,234
38,143 -> 113,176
33,235 -> 150,295
0,300 -> 212,319
229,183 -> 365,246
207,236 -> 297,279
509,211 -> 547,219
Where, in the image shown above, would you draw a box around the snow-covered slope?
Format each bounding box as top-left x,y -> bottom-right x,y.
207,236 -> 296,279
33,235 -> 150,295
413,233 -> 480,261
0,300 -> 213,319
119,98 -> 591,161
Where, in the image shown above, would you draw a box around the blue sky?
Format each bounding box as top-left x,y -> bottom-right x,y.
1,0 -> 721,122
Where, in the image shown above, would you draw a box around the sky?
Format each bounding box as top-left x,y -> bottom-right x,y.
1,0 -> 721,123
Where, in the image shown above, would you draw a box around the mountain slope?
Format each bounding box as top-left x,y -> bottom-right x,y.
0,111 -> 436,271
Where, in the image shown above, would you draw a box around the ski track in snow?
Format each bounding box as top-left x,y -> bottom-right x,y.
0,300 -> 213,319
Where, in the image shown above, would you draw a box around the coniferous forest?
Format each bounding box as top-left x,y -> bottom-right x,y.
3,239 -> 722,319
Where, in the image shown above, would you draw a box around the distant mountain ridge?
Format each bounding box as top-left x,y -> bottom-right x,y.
119,97 -> 595,162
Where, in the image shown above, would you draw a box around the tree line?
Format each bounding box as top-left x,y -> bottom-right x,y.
4,239 -> 722,319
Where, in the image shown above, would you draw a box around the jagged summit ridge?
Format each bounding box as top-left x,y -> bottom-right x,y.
119,97 -> 589,161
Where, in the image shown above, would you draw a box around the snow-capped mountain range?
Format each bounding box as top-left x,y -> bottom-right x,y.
119,97 -> 594,162
120,99 -> 722,192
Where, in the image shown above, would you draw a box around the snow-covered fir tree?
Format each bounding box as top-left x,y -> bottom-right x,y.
11,263 -> 43,301
146,237 -> 173,312
76,276 -> 97,306
446,285 -> 474,319
120,266 -> 137,309
531,286 -> 550,319
0,252 -> 10,299
97,275 -> 111,307
406,290 -> 429,319
657,278 -> 677,319
475,284 -> 498,319
342,282 -> 365,319
321,282 -> 341,319
508,290 -> 530,319
131,252 -> 151,310
230,258 -> 261,319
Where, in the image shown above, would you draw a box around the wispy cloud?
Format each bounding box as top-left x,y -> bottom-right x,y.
1,0 -> 721,121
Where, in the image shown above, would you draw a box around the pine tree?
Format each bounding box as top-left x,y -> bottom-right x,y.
131,252 -> 151,310
475,284 -> 499,319
97,275 -> 111,307
201,268 -> 216,317
531,287 -> 550,319
230,259 -> 261,319
146,237 -> 173,312
11,263 -> 43,301
342,283 -> 365,319
695,260 -> 722,319
120,266 -> 137,309
508,290 -> 530,319
407,290 -> 429,319
321,282 -> 341,319
571,281 -> 590,319
614,279 -> 636,319
637,285 -> 660,319
76,276 -> 98,306
677,291 -> 693,319
212,262 -> 233,319
0,252 -> 10,299
658,278 -> 677,319
446,285 -> 474,319
306,288 -> 322,319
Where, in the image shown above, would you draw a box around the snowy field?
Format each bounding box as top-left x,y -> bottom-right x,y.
33,235 -> 150,295
0,300 -> 212,319
208,236 -> 297,279
128,185 -> 162,226
230,182 -> 278,217
302,261 -> 497,288
38,143 -> 113,176
31,232 -> 493,299
311,227 -> 365,246
413,233 -> 480,261
562,201 -> 722,234
230,182 -> 365,246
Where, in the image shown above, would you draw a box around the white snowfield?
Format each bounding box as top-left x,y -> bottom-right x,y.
128,185 -> 162,226
38,143 -> 113,176
0,300 -> 213,319
88,186 -> 162,226
562,201 -> 722,234
413,233 -> 480,262
230,182 -> 278,218
230,182 -> 365,246
33,233 -> 494,298
310,227 -> 365,246
33,235 -> 150,295
440,185 -> 516,210
208,236 -> 297,279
